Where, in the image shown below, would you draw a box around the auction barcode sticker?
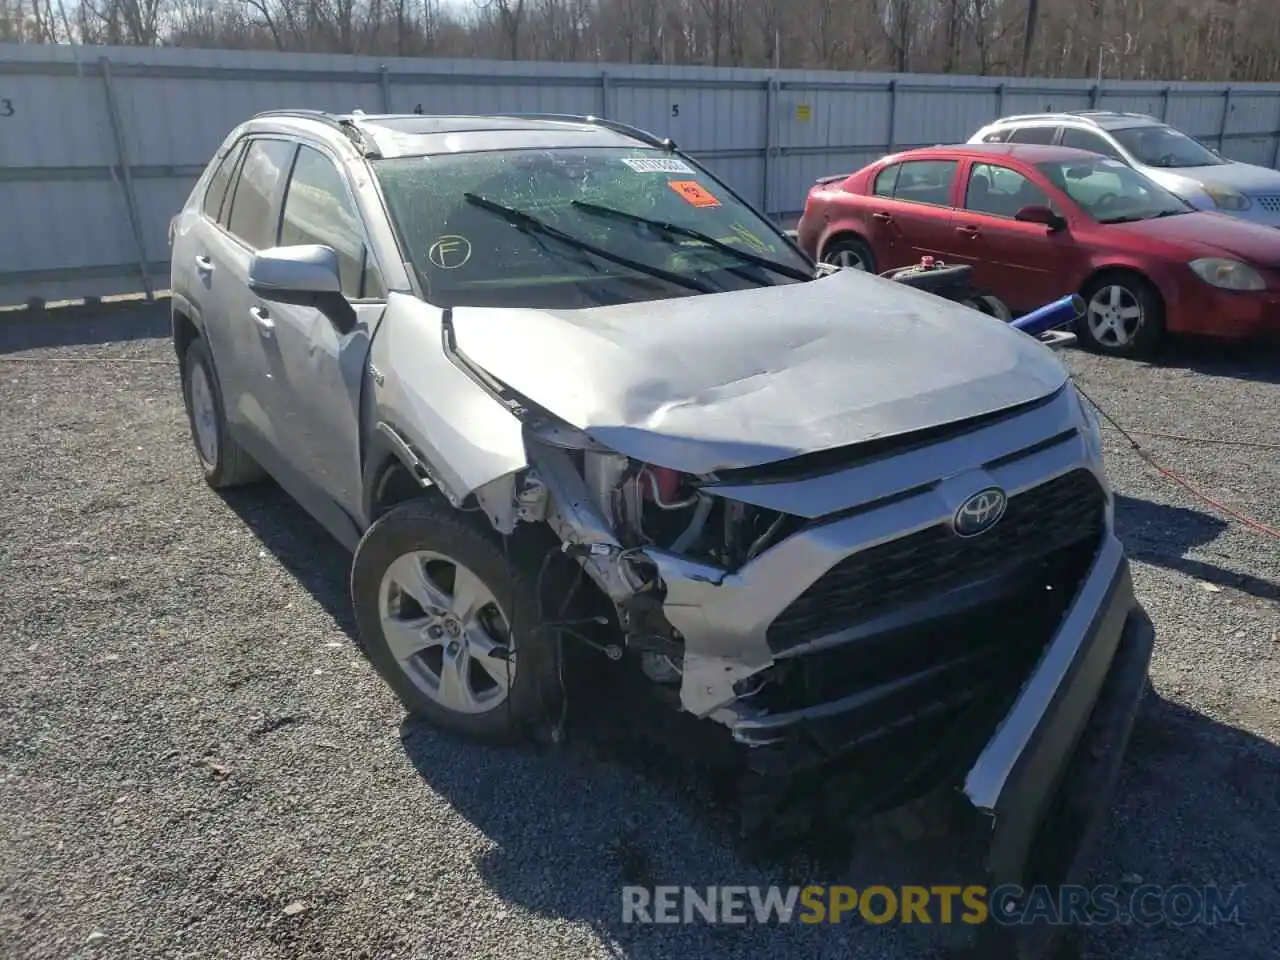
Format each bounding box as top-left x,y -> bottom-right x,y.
622,157 -> 695,174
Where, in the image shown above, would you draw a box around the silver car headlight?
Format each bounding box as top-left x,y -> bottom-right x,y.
1188,257 -> 1265,291
1073,384 -> 1114,527
1075,384 -> 1103,465
1203,185 -> 1252,211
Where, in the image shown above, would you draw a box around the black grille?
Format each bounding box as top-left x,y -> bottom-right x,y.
767,469 -> 1107,652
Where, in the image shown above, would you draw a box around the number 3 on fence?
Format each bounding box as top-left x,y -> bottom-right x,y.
0,98 -> 14,118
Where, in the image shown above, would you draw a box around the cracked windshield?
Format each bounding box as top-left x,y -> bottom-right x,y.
374,146 -> 813,307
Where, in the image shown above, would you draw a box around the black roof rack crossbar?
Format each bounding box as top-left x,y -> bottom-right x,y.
490,112 -> 675,150
250,108 -> 380,157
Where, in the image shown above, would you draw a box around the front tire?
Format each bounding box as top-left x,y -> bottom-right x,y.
1077,274 -> 1165,357
181,337 -> 265,488
351,499 -> 563,744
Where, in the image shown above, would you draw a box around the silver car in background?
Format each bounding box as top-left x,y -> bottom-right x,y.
970,110 -> 1280,227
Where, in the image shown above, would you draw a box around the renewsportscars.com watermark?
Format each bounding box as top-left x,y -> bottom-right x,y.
622,884 -> 1245,927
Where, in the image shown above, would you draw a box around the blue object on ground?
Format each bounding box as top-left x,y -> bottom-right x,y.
1012,294 -> 1086,337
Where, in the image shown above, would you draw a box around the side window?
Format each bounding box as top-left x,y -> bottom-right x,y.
1060,127 -> 1125,161
1008,126 -> 1059,145
202,141 -> 246,223
982,129 -> 1012,143
225,138 -> 296,251
279,145 -> 383,299
892,160 -> 958,207
873,164 -> 900,197
965,163 -> 1051,217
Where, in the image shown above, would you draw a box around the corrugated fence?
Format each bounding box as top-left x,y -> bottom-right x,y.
3,43 -> 1280,306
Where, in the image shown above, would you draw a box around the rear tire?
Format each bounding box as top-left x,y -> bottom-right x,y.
180,337 -> 265,489
351,499 -> 563,744
1077,273 -> 1165,357
821,235 -> 876,273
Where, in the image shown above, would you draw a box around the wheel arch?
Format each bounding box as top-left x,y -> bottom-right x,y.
818,228 -> 873,264
171,294 -> 203,368
1078,264 -> 1166,314
361,423 -> 445,528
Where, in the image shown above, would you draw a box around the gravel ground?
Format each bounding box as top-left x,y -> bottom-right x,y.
1,305 -> 1277,960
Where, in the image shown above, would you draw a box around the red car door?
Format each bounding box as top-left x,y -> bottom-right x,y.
865,158 -> 962,271
946,160 -> 1081,313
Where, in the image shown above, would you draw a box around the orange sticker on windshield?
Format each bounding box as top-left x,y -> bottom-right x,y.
668,180 -> 721,208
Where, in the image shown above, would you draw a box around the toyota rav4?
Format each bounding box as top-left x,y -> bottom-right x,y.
169,111 -> 1155,945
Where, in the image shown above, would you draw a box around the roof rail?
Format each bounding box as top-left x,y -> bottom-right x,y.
250,108 -> 380,157
491,112 -> 676,150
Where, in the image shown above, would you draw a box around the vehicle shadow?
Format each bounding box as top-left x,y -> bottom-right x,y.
391,689 -> 1278,959
1113,493 -> 1279,603
0,298 -> 170,353
218,482 -> 359,636
223,479 -> 1278,958
1147,336 -> 1280,386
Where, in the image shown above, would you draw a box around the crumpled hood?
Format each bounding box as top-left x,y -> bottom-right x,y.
449,270 -> 1068,475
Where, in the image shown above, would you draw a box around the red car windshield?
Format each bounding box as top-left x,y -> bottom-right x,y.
1037,158 -> 1191,224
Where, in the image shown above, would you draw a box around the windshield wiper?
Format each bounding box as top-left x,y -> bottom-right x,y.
1097,214 -> 1150,224
571,200 -> 814,282
461,193 -> 713,294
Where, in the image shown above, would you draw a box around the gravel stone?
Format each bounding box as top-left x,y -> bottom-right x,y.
1,308 -> 1276,959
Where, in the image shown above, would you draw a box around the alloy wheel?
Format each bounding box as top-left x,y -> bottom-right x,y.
826,248 -> 868,271
377,551 -> 514,715
1086,284 -> 1144,348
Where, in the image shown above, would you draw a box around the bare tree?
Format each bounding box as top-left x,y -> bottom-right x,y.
30,0 -> 1280,84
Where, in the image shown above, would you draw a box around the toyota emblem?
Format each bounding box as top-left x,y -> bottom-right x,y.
953,487 -> 1008,537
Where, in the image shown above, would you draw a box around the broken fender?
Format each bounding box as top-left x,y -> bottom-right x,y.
369,294 -> 528,504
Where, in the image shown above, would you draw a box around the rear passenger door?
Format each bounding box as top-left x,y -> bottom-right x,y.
257,143 -> 386,520
1006,125 -> 1061,146
205,136 -> 298,455
868,158 -> 961,270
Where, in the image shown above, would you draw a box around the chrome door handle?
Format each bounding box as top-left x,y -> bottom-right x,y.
194,255 -> 214,273
249,305 -> 275,335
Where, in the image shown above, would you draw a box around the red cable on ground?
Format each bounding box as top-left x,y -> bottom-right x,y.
1074,380 -> 1280,542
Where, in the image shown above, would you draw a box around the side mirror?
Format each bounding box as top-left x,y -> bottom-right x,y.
249,244 -> 342,302
248,244 -> 356,333
1015,205 -> 1066,231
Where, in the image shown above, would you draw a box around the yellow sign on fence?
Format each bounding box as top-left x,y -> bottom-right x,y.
795,103 -> 813,122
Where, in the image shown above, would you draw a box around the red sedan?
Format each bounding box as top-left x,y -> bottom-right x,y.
796,143 -> 1280,355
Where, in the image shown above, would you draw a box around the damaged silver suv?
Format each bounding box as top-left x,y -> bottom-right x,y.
171,111 -> 1154,902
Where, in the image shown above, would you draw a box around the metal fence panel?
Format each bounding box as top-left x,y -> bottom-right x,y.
3,43 -> 1280,306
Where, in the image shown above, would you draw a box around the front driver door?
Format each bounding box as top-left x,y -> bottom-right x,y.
947,161 -> 1078,313
254,142 -> 387,528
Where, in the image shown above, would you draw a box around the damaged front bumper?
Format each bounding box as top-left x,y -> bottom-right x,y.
630,379 -> 1153,898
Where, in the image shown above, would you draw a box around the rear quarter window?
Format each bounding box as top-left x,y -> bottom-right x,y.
873,164 -> 900,196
